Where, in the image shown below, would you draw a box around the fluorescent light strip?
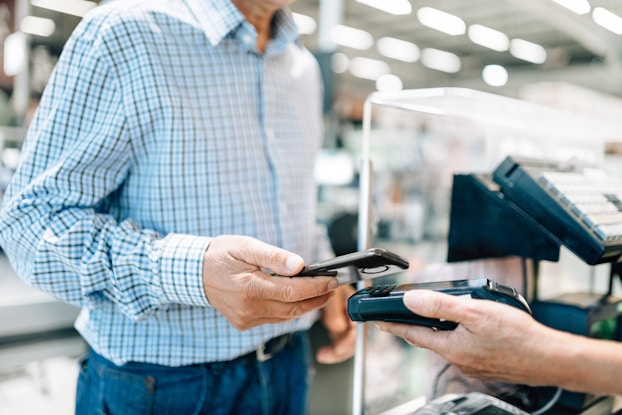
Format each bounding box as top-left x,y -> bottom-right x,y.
376,74 -> 403,92
21,16 -> 56,37
4,32 -> 28,76
510,39 -> 547,64
592,7 -> 622,35
421,48 -> 461,73
330,53 -> 349,74
292,13 -> 317,35
31,0 -> 97,18
349,57 -> 390,80
417,7 -> 466,36
551,0 -> 590,15
377,37 -> 420,62
330,25 -> 374,50
356,0 -> 412,16
468,24 -> 509,52
482,65 -> 508,87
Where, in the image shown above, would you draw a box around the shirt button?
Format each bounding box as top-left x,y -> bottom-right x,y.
266,128 -> 276,142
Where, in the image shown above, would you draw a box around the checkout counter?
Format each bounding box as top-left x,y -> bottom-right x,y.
330,88 -> 622,414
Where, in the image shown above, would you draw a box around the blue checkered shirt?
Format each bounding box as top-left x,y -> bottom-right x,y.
0,0 -> 331,365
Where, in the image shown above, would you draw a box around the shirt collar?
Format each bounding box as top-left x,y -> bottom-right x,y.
271,7 -> 301,49
182,0 -> 300,49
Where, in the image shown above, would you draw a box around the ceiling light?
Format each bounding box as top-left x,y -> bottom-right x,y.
376,74 -> 403,92
592,7 -> 622,35
551,0 -> 590,15
20,16 -> 56,37
421,48 -> 461,73
376,37 -> 420,62
4,32 -> 27,76
356,0 -> 412,16
31,0 -> 97,18
330,25 -> 374,50
482,65 -> 508,86
349,57 -> 390,80
292,13 -> 316,35
315,150 -> 354,186
467,24 -> 509,52
510,39 -> 547,64
330,52 -> 349,74
417,7 -> 466,36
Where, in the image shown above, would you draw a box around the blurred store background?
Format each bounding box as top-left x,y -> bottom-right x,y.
2,1 -> 622,414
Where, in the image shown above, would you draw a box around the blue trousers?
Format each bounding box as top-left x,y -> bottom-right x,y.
75,332 -> 313,415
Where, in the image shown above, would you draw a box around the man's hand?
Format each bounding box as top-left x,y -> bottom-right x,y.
375,289 -> 622,396
202,235 -> 339,331
316,284 -> 357,364
374,289 -> 548,384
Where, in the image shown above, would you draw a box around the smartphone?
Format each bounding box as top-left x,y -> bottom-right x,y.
348,278 -> 531,329
295,248 -> 409,282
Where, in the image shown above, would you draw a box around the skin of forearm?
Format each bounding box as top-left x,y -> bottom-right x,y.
531,326 -> 622,395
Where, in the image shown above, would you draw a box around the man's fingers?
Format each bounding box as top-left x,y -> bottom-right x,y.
316,322 -> 357,364
374,322 -> 446,349
227,292 -> 335,330
250,272 -> 339,302
375,322 -> 417,346
402,289 -> 469,325
322,285 -> 355,333
376,290 -> 471,350
202,235 -> 342,330
231,236 -> 304,276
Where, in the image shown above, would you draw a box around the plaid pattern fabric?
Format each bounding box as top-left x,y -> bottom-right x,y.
0,0 -> 329,365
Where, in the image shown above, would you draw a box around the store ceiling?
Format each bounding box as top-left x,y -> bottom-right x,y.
289,0 -> 622,101
27,0 -> 622,103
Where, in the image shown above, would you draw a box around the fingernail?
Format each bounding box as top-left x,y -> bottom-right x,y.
327,278 -> 339,290
285,255 -> 303,273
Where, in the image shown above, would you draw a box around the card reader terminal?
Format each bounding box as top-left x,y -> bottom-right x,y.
348,278 -> 531,329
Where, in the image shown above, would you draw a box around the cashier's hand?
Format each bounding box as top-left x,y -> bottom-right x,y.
316,284 -> 357,364
375,290 -> 551,386
202,235 -> 339,331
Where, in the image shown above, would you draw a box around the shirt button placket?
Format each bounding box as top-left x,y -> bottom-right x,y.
265,128 -> 276,143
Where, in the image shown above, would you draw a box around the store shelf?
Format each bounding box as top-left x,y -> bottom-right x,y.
0,254 -> 85,371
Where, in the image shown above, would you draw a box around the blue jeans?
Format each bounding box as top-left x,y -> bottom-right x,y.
75,332 -> 314,415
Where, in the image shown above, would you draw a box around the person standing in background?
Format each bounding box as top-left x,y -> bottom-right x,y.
0,0 -> 356,414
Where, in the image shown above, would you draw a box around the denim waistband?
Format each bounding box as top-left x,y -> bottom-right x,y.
88,332 -> 298,373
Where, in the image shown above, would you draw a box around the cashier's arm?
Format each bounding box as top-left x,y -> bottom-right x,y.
375,289 -> 622,396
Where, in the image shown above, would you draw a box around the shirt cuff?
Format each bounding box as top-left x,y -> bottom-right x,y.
155,233 -> 211,307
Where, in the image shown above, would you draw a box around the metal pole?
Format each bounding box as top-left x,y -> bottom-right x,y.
352,97 -> 374,415
11,0 -> 30,125
318,0 -> 343,52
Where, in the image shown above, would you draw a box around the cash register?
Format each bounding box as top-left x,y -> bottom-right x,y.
446,155 -> 622,415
